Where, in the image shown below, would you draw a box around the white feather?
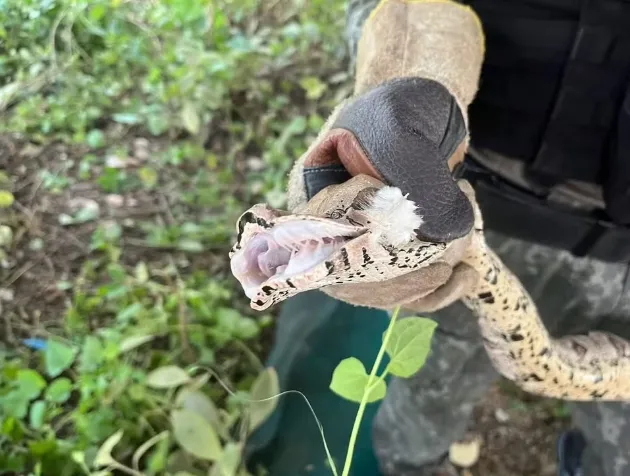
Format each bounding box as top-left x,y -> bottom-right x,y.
362,186 -> 423,247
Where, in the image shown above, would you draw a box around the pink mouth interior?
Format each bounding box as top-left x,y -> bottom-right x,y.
231,221 -> 354,299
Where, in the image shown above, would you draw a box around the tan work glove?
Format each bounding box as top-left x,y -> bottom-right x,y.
284,0 -> 486,313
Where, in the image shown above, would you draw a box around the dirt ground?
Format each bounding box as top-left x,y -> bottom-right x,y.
464,382 -> 570,476
1,134 -> 571,476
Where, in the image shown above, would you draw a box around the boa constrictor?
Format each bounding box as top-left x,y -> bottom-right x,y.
229,176 -> 630,402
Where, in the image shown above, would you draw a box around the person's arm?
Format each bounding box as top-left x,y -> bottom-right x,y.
283,0 -> 486,313
345,0 -> 381,67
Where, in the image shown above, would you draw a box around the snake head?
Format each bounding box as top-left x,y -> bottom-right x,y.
229,175 -> 452,310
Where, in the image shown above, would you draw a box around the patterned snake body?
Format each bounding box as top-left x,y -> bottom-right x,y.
230,178 -> 630,401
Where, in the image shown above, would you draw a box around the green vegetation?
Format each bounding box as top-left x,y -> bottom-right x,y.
0,0 -> 351,474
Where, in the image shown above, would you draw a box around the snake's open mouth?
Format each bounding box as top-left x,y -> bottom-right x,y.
230,219 -> 365,301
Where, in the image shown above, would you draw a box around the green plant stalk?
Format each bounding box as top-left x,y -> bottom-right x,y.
340,306 -> 402,476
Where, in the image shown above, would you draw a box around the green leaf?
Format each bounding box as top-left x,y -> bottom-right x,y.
86,129 -> 106,148
29,400 -> 46,429
146,434 -> 170,473
112,113 -> 140,125
181,102 -> 200,135
385,317 -> 437,378
146,366 -> 191,389
0,191 -> 15,208
1,391 -> 30,419
132,430 -> 169,472
171,409 -> 222,461
45,378 -> 73,403
248,367 -> 279,433
176,239 -> 203,252
299,76 -> 327,100
78,336 -> 104,373
138,167 -> 158,188
329,357 -> 386,404
148,114 -> 169,136
175,388 -> 221,431
94,430 -> 124,467
120,334 -> 155,353
44,339 -> 76,378
211,442 -> 242,476
116,302 -> 143,322
16,369 -> 46,400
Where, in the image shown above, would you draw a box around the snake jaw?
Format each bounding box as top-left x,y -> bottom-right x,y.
230,206 -> 368,310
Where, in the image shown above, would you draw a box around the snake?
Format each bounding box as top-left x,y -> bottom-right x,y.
229,175 -> 630,402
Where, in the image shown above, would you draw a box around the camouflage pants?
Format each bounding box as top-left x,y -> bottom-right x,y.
345,2 -> 630,475
372,231 -> 630,476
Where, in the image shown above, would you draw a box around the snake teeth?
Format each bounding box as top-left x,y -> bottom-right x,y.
230,220 -> 358,300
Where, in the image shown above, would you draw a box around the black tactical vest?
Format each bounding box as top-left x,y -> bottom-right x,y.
464,0 -> 630,225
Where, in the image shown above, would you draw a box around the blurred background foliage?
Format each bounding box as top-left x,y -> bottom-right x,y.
0,0 -> 351,474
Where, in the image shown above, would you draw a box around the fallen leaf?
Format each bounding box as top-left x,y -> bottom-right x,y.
105,194 -> 125,208
449,436 -> 481,468
0,225 -> 13,247
494,408 -> 510,423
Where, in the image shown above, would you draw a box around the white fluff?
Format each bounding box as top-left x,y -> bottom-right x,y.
363,187 -> 423,247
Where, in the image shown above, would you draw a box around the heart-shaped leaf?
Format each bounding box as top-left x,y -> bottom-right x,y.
171,409 -> 222,461
385,317 -> 437,378
16,369 -> 46,400
44,340 -> 76,378
329,357 -> 386,404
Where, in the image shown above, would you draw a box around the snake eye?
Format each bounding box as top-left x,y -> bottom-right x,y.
329,209 -> 344,219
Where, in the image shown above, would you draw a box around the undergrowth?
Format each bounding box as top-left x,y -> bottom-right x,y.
0,0 -> 352,474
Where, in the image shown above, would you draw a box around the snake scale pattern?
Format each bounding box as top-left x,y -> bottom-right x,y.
230,177 -> 630,401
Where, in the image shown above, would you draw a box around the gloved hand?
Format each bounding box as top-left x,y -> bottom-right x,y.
284,0 -> 486,312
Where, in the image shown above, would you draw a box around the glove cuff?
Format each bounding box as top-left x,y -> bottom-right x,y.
355,0 -> 485,124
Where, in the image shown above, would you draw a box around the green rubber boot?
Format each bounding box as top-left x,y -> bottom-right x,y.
245,290 -> 390,476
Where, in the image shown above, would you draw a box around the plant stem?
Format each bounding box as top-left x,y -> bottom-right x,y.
340,306 -> 402,476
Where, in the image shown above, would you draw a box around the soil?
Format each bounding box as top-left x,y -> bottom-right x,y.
464,381 -> 570,476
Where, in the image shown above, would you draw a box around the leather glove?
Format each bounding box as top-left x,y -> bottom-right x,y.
284,0 -> 486,312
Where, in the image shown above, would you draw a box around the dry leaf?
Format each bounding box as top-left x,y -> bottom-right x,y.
449,435 -> 481,468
